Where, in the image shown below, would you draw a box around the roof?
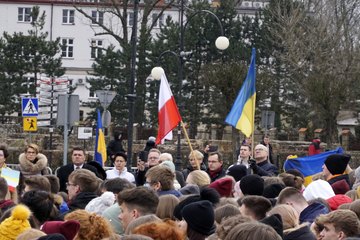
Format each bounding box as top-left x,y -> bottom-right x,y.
337,118 -> 359,126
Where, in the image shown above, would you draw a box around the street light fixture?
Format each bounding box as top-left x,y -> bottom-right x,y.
151,3 -> 229,171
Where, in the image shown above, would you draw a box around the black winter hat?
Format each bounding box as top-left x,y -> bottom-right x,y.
173,187 -> 220,220
263,183 -> 285,199
182,200 -> 215,236
240,174 -> 264,196
173,195 -> 201,220
324,154 -> 351,175
226,165 -> 248,182
260,214 -> 283,238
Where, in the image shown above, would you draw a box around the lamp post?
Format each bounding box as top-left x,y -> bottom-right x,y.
126,0 -> 139,170
151,2 -> 229,171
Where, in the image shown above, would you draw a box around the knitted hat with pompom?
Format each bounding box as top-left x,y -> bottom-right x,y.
0,204 -> 31,240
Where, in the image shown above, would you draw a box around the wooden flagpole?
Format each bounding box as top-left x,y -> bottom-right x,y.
180,121 -> 199,170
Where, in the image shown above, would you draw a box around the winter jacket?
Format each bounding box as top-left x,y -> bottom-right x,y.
18,153 -> 49,176
284,225 -> 316,240
182,162 -> 207,181
300,202 -> 329,224
308,139 -> 321,156
256,160 -> 279,176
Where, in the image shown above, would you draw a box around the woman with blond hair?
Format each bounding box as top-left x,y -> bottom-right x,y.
19,144 -> 49,177
182,150 -> 207,180
65,209 -> 115,240
268,204 -> 315,240
186,170 -> 211,187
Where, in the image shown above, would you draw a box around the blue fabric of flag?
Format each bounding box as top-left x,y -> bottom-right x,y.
225,48 -> 256,137
94,109 -> 107,166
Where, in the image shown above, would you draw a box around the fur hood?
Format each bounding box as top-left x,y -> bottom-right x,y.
19,153 -> 48,176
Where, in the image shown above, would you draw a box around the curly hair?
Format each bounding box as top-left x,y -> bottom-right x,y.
65,210 -> 114,240
216,215 -> 252,240
132,219 -> 185,240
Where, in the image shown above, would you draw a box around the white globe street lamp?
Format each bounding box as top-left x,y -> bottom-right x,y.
151,66 -> 165,80
215,36 -> 230,50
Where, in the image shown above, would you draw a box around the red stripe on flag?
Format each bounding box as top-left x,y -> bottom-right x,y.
156,96 -> 181,144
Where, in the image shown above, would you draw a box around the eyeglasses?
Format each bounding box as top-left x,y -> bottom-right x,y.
73,154 -> 83,156
145,181 -> 157,186
208,161 -> 220,164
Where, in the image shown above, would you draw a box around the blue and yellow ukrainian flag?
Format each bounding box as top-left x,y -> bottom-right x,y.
95,109 -> 107,167
284,147 -> 344,186
225,48 -> 256,137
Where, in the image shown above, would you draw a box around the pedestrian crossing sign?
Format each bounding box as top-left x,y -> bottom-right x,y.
22,98 -> 38,117
23,117 -> 37,132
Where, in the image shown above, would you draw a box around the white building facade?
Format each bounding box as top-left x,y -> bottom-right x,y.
0,0 -> 268,124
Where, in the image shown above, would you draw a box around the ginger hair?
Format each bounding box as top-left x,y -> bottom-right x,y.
133,220 -> 185,240
65,210 -> 114,240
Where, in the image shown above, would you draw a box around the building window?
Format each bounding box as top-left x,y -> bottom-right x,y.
91,11 -> 104,25
152,13 -> 164,28
62,9 -> 75,24
91,39 -> 103,59
79,110 -> 84,121
18,7 -> 32,22
61,38 -> 74,58
89,90 -> 97,98
128,12 -> 134,26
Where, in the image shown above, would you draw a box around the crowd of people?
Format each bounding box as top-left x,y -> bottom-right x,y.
0,134 -> 358,240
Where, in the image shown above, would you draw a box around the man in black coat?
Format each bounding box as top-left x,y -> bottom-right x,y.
249,144 -> 279,176
57,147 -> 99,192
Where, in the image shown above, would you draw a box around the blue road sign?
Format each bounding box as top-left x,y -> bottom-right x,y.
22,98 -> 39,117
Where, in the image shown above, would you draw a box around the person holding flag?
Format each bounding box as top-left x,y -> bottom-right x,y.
225,48 -> 279,176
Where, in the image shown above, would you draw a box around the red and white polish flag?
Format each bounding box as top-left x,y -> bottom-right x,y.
156,73 -> 182,145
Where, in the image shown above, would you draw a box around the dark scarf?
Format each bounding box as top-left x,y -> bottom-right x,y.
0,199 -> 15,211
208,167 -> 223,179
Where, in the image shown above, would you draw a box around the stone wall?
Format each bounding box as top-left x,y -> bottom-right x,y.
2,126 -> 360,172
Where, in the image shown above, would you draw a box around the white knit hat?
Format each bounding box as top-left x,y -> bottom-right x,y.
303,179 -> 335,201
85,192 -> 115,215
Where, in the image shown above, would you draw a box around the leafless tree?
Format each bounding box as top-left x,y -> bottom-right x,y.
266,0 -> 360,146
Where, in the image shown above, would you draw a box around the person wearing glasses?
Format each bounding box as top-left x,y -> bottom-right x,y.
19,143 -> 49,177
63,169 -> 100,213
206,152 -> 226,183
249,144 -> 278,176
57,147 -> 99,192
